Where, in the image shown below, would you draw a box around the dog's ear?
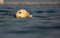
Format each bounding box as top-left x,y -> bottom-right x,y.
13,14 -> 16,18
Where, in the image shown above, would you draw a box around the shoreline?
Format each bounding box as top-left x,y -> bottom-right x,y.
0,2 -> 60,5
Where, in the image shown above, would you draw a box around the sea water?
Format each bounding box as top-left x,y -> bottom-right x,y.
0,4 -> 60,38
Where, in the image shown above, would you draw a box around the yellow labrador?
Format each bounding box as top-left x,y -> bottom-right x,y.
14,9 -> 32,18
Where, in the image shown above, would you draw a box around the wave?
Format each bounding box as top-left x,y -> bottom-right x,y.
0,10 -> 11,12
34,16 -> 47,18
0,10 -> 12,16
36,11 -> 44,13
3,7 -> 13,9
5,29 -> 36,34
26,26 -> 60,29
0,20 -> 6,22
46,10 -> 56,13
36,10 -> 56,13
5,26 -> 60,34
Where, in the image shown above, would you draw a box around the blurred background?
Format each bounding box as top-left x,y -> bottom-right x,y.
0,0 -> 60,38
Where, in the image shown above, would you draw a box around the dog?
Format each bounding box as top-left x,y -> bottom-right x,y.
14,9 -> 32,18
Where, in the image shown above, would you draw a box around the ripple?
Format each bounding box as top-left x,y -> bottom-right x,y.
34,16 -> 47,18
6,30 -> 36,34
36,11 -> 44,13
0,20 -> 6,22
46,10 -> 56,13
0,13 -> 9,15
26,26 -> 60,29
17,18 -> 29,22
0,10 -> 11,12
4,7 -> 13,9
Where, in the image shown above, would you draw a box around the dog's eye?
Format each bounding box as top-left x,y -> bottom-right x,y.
19,12 -> 21,14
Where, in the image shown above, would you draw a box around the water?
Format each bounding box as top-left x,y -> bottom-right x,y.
0,4 -> 60,38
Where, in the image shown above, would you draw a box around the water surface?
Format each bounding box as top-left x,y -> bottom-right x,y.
0,4 -> 60,38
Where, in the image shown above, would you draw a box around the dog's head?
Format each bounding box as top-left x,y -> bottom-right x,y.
14,9 -> 32,18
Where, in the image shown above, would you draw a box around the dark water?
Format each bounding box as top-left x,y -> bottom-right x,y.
0,4 -> 60,38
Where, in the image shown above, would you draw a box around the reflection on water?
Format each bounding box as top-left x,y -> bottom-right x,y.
0,4 -> 60,38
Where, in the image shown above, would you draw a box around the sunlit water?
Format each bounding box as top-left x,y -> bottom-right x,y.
0,4 -> 60,38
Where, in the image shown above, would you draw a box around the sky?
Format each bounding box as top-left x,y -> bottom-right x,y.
5,0 -> 60,2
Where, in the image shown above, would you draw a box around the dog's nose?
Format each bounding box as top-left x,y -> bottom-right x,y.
13,14 -> 16,18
